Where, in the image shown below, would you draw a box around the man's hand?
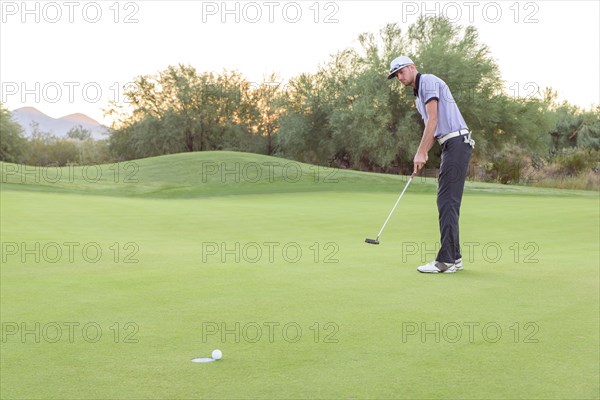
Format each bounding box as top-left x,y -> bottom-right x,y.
413,151 -> 428,174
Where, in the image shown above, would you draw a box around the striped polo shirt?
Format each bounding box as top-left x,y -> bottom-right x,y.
413,73 -> 468,139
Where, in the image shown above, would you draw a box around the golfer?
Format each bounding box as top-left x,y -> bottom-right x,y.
388,56 -> 474,273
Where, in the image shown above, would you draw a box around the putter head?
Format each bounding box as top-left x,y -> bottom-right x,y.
365,238 -> 380,245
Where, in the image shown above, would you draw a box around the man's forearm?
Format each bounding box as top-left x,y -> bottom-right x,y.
417,118 -> 437,155
412,117 -> 437,174
413,100 -> 439,174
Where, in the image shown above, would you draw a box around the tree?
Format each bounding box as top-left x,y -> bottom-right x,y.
66,125 -> 92,141
278,16 -> 508,171
0,103 -> 26,163
106,65 -> 260,160
576,106 -> 600,149
277,72 -> 336,165
325,44 -> 400,170
550,103 -> 600,152
24,123 -> 79,166
406,16 -> 514,161
249,74 -> 286,155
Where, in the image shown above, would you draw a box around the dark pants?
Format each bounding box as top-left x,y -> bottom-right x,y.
436,136 -> 473,264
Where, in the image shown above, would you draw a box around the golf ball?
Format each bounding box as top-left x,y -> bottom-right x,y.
212,349 -> 222,360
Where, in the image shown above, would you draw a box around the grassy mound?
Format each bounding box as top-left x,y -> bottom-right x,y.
2,151 -> 596,199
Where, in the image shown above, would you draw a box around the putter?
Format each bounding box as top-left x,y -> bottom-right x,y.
365,173 -> 415,245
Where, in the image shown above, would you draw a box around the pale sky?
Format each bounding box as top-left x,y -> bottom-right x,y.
1,0 -> 598,125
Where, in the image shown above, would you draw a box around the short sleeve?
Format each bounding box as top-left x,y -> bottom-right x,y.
420,74 -> 441,104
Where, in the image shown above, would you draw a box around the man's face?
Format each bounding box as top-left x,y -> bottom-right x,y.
395,65 -> 414,86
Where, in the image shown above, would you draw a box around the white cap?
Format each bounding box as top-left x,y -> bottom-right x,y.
387,56 -> 414,79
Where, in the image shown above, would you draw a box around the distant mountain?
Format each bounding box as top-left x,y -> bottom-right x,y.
11,107 -> 108,140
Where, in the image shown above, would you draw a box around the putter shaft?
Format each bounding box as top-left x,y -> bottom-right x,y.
371,174 -> 415,242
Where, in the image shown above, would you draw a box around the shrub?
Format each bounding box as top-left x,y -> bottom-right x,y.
553,147 -> 599,176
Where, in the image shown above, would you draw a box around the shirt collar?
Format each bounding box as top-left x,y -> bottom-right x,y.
413,73 -> 422,97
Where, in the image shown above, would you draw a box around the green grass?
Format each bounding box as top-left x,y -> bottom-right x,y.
1,151 -> 599,399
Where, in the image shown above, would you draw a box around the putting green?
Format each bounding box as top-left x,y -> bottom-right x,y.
1,152 -> 598,399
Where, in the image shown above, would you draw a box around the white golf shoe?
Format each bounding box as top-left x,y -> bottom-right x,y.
417,260 -> 457,274
454,258 -> 463,271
